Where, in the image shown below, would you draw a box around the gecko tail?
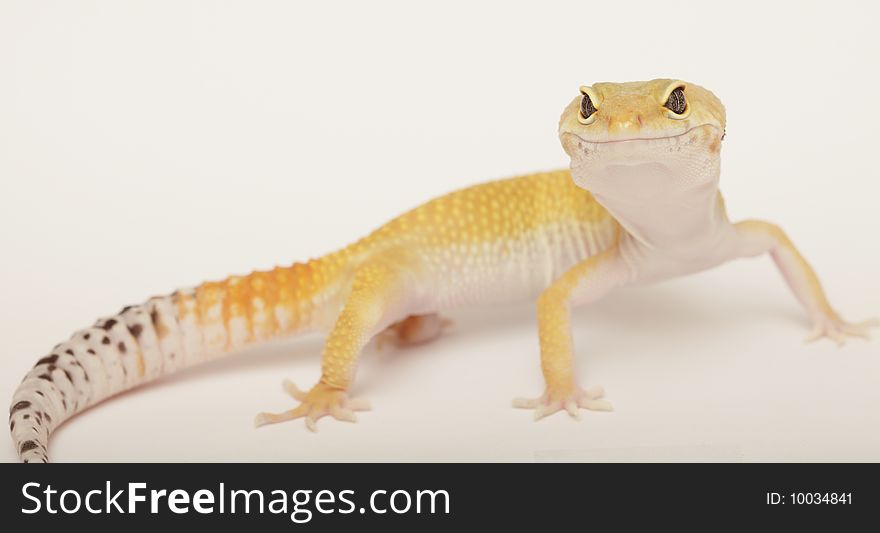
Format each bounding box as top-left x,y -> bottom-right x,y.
9,256 -> 345,463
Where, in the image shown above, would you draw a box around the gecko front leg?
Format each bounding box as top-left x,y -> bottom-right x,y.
514,244 -> 631,420
256,253 -> 414,431
734,220 -> 878,344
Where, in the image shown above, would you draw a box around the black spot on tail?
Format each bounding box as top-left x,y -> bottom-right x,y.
35,354 -> 59,367
10,401 -> 31,414
19,440 -> 39,454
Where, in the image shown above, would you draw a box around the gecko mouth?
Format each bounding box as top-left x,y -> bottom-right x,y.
563,124 -> 719,146
562,124 -> 721,167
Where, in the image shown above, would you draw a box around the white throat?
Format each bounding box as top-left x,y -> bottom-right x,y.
593,177 -> 726,252
566,130 -> 726,256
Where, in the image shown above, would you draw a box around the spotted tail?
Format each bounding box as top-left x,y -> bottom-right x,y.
9,257 -> 347,462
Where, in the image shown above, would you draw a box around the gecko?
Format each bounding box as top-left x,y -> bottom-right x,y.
9,78 -> 877,462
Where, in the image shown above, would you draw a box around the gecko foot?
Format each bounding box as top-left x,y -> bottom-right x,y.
254,380 -> 371,432
512,385 -> 612,420
804,315 -> 879,346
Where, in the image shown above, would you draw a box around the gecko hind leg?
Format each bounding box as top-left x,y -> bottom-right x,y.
375,313 -> 453,349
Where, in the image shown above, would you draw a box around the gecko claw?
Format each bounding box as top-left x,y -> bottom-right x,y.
255,381 -> 370,431
513,385 -> 611,421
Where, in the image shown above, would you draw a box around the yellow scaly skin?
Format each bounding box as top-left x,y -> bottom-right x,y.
10,78 -> 876,461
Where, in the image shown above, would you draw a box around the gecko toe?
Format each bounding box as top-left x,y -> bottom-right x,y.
512,397 -> 539,409
282,379 -> 308,401
565,400 -> 580,419
347,397 -> 371,411
330,405 -> 358,423
534,404 -> 560,420
578,398 -> 613,411
254,404 -> 309,428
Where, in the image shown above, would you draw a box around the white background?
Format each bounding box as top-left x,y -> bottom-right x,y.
1,0 -> 878,462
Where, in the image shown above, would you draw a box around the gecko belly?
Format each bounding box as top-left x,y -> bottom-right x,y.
415,222 -> 617,311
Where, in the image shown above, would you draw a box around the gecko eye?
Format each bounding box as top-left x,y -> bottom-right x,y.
664,87 -> 687,115
579,93 -> 597,121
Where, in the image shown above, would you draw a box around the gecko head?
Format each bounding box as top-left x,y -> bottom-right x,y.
558,79 -> 726,203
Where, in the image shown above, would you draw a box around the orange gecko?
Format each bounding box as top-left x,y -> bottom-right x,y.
10,79 -> 876,462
